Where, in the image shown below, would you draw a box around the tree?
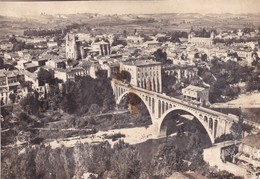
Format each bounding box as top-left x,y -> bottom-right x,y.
20,93 -> 40,116
24,43 -> 34,49
231,116 -> 253,139
38,68 -> 53,86
153,49 -> 167,63
48,85 -> 63,111
16,130 -> 32,143
9,93 -> 16,103
9,36 -> 17,43
252,60 -> 259,67
162,71 -> 177,94
170,31 -> 188,42
201,53 -> 207,61
215,134 -> 234,143
246,78 -> 257,92
96,70 -> 107,79
12,42 -> 25,51
115,70 -> 131,83
44,76 -> 116,115
16,112 -> 34,128
112,36 -> 127,46
240,123 -> 253,138
61,93 -> 77,114
121,70 -> 131,82
19,81 -> 33,90
102,96 -> 114,112
0,58 -> 4,69
4,64 -> 15,70
88,104 -> 101,114
150,142 -> 184,177
194,53 -> 200,58
131,49 -> 142,57
157,37 -> 168,43
197,28 -> 210,37
24,28 -> 62,36
230,122 -> 243,140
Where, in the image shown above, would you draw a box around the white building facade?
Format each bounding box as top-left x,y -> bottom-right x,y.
120,60 -> 162,93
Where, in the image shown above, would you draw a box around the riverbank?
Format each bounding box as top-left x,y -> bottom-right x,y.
48,125 -> 157,149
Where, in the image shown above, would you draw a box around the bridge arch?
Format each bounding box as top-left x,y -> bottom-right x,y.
116,90 -> 155,124
158,107 -> 215,144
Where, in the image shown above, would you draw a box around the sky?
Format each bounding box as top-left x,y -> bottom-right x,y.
0,0 -> 260,17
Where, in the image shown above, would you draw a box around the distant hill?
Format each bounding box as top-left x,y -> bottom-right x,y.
0,13 -> 260,37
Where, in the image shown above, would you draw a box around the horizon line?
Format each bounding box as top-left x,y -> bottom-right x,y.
1,12 -> 260,18
1,0 -> 260,17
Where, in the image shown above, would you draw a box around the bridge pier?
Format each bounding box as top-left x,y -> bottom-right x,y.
151,119 -> 167,138
153,95 -> 159,119
151,120 -> 160,138
158,127 -> 167,138
114,103 -> 119,110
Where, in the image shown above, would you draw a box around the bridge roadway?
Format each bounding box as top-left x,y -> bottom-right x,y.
132,85 -> 237,121
112,80 -> 239,144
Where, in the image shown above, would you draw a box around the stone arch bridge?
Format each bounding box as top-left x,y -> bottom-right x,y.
112,80 -> 239,144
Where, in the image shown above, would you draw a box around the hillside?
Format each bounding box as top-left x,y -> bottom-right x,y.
1,13 -> 260,37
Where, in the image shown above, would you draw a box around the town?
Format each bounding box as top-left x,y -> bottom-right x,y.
1,6 -> 260,179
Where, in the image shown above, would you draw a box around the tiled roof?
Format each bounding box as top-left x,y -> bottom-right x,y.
24,63 -> 39,68
23,70 -> 38,80
0,69 -> 20,77
184,85 -> 206,92
123,59 -> 161,66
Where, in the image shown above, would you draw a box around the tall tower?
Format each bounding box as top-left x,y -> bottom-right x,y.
210,31 -> 215,46
98,40 -> 111,56
188,33 -> 194,43
66,33 -> 79,60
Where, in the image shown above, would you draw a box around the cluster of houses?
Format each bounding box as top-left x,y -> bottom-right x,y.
0,28 -> 259,106
204,133 -> 260,178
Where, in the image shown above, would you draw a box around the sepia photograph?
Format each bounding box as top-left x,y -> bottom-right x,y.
0,0 -> 260,178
